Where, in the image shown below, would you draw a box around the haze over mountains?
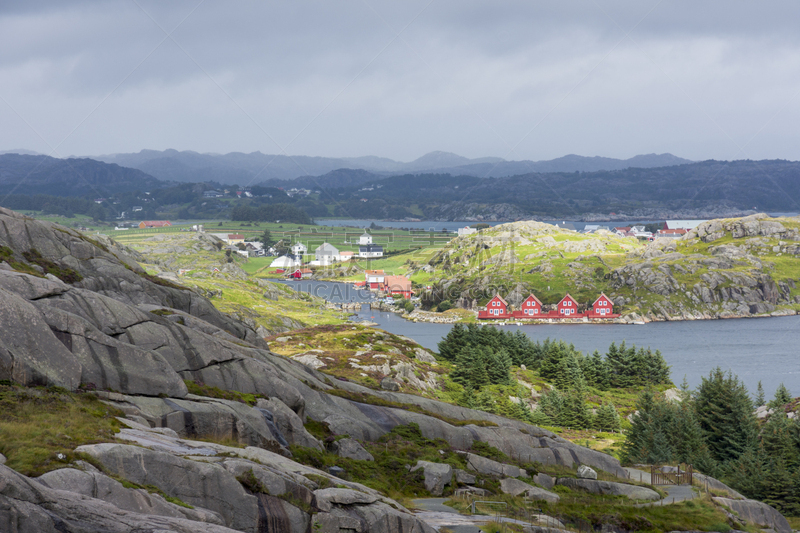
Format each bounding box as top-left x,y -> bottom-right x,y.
92,149 -> 693,185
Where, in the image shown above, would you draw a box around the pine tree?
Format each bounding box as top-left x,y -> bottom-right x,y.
438,323 -> 467,361
487,349 -> 512,385
694,368 -> 758,463
471,349 -> 490,389
595,403 -> 621,432
755,381 -> 766,407
476,389 -> 495,413
450,347 -> 476,387
459,386 -> 476,409
769,383 -> 792,409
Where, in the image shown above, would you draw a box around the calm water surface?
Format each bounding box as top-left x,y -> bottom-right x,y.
278,280 -> 800,397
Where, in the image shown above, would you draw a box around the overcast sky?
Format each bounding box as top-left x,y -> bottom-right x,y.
2,1 -> 800,162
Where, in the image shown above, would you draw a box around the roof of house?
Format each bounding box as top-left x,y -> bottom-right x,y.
227,234 -> 244,239
360,244 -> 383,251
294,268 -> 312,274
559,293 -> 578,304
593,292 -> 613,305
523,293 -> 543,305
316,242 -> 339,254
490,294 -> 508,305
365,269 -> 384,275
658,229 -> 688,235
140,220 -> 171,227
340,251 -> 354,256
384,275 -> 411,291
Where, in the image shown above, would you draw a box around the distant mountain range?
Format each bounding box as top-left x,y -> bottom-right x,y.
85,149 -> 693,185
0,154 -> 165,197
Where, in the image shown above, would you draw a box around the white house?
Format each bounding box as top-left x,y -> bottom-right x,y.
458,227 -> 477,237
314,242 -> 340,264
359,244 -> 384,258
270,256 -> 299,269
291,242 -> 308,256
359,231 -> 373,245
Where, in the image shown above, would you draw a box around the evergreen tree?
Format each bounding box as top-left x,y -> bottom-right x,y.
487,349 -> 512,385
459,386 -> 476,409
769,383 -> 793,409
471,349 -> 490,389
755,380 -> 766,407
476,389 -> 495,413
438,323 -> 467,361
538,389 -> 564,422
694,368 -> 758,463
450,346 -> 476,387
595,403 -> 621,432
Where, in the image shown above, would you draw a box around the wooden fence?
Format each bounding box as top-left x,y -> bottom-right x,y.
651,463 -> 693,485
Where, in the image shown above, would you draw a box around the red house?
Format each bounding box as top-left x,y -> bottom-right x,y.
138,220 -> 172,229
289,268 -> 312,279
556,293 -> 581,317
383,275 -> 413,298
512,294 -> 543,318
587,293 -> 618,318
478,295 -> 511,319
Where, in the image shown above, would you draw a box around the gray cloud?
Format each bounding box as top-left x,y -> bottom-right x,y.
2,1 -> 800,162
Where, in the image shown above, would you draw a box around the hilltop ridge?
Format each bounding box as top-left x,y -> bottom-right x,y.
420,214 -> 800,322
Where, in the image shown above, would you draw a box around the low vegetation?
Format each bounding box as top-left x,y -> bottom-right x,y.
0,383 -> 123,476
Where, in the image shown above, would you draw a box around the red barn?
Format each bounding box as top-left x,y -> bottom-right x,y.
556,293 -> 580,317
513,294 -> 543,318
479,295 -> 510,319
588,293 -> 618,318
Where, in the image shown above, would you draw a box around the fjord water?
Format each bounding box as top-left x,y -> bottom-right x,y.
279,280 -> 799,397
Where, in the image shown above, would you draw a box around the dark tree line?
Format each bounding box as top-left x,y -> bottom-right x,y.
436,325 -> 669,430
623,370 -> 800,516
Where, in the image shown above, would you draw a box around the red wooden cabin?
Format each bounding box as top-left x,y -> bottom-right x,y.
512,294 -> 543,318
555,293 -> 581,317
586,292 -> 619,318
478,295 -> 512,319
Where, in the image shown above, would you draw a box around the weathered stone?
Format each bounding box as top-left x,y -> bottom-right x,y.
380,377 -> 401,391
75,443 -> 259,531
314,487 -> 379,512
36,467 -> 224,524
534,472 -> 555,489
410,461 -> 453,496
413,347 -> 437,364
499,478 -> 560,503
462,452 -> 527,478
331,438 -> 374,461
256,397 -> 322,450
0,464 -> 239,533
712,497 -> 791,533
454,468 -> 476,484
556,478 -> 659,500
0,452 -> 6,465
577,465 -> 597,479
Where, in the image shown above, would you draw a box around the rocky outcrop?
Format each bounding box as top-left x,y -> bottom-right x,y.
330,438 -> 374,461
409,461 -> 453,496
499,478 -> 560,503
0,464 -> 238,533
556,478 -> 660,500
461,452 -> 527,478
712,497 -> 791,533
36,467 -> 225,524
577,465 -> 597,479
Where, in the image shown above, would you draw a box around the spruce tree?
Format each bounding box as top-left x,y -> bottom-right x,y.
438,323 -> 467,361
471,348 -> 490,389
487,349 -> 512,385
450,347 -> 476,387
755,380 -> 766,407
694,368 -> 758,463
459,386 -> 476,409
769,383 -> 792,409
